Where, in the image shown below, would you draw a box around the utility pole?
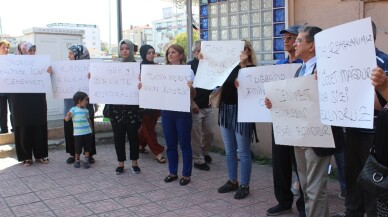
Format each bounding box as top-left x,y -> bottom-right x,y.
109,0 -> 112,54
186,0 -> 193,60
0,16 -> 3,40
117,0 -> 123,45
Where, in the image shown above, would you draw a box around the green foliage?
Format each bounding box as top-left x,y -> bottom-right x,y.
170,31 -> 200,55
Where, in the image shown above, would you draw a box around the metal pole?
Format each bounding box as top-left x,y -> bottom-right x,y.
117,0 -> 123,45
109,0 -> 112,54
186,0 -> 193,60
0,16 -> 3,40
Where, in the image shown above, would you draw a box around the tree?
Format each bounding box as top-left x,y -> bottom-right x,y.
170,30 -> 200,55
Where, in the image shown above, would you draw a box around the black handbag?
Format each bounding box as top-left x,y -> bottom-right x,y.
357,148 -> 388,200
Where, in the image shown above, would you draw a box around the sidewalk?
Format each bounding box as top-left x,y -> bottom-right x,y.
0,137 -> 345,217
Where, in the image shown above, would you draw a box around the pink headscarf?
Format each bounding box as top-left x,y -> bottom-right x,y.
15,41 -> 35,55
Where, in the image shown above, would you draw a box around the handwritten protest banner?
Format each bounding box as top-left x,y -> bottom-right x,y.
193,41 -> 244,90
51,60 -> 91,99
315,17 -> 375,129
0,55 -> 51,93
139,65 -> 192,112
237,64 -> 301,122
264,76 -> 334,147
89,62 -> 140,105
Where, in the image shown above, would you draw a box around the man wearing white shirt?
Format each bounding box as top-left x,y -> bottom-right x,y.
293,26 -> 336,217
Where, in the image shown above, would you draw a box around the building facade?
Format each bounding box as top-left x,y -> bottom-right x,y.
47,23 -> 101,57
153,7 -> 199,54
122,25 -> 154,49
199,0 -> 388,65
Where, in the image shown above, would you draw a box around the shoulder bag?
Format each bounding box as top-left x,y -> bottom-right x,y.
208,87 -> 222,108
357,147 -> 388,200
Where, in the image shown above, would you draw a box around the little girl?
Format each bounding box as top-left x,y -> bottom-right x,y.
65,91 -> 93,169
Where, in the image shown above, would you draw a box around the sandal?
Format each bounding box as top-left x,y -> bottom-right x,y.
35,157 -> 49,164
139,147 -> 149,154
156,156 -> 166,163
23,160 -> 33,167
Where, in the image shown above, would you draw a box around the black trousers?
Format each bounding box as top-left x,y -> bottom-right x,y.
64,119 -> 96,156
271,130 -> 305,214
15,124 -> 48,161
345,130 -> 376,217
111,121 -> 140,162
0,95 -> 12,133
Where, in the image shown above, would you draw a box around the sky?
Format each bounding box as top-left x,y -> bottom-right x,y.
0,0 -> 173,43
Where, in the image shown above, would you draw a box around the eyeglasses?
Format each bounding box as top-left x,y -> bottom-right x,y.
295,38 -> 313,44
282,36 -> 295,41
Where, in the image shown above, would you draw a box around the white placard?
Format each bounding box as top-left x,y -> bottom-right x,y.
237,64 -> 301,122
264,76 -> 335,148
51,60 -> 91,99
139,65 -> 192,112
89,62 -> 140,105
193,40 -> 244,90
0,55 -> 51,93
315,17 -> 375,129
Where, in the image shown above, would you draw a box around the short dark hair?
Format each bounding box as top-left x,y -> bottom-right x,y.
298,26 -> 323,42
73,91 -> 88,104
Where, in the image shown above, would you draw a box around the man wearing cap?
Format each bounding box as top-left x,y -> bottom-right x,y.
0,39 -> 12,134
266,25 -> 305,217
266,25 -> 338,217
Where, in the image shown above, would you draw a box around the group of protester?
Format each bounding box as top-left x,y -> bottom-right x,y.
264,23 -> 388,217
1,19 -> 388,216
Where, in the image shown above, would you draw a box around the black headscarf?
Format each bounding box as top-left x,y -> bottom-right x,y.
140,44 -> 154,64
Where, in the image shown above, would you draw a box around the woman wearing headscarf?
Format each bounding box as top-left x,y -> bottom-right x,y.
11,41 -> 50,166
64,45 -> 97,164
138,44 -> 166,163
0,39 -> 13,134
106,39 -> 142,174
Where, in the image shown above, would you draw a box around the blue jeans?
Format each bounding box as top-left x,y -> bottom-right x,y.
161,111 -> 192,177
334,149 -> 346,193
220,125 -> 252,186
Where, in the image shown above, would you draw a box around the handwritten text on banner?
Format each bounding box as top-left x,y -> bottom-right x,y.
89,62 -> 140,105
237,64 -> 301,122
0,55 -> 51,93
140,65 -> 192,112
51,60 -> 91,99
315,17 -> 375,129
193,41 -> 244,90
264,77 -> 334,148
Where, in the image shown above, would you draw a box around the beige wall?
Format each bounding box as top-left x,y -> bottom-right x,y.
290,0 -> 388,52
